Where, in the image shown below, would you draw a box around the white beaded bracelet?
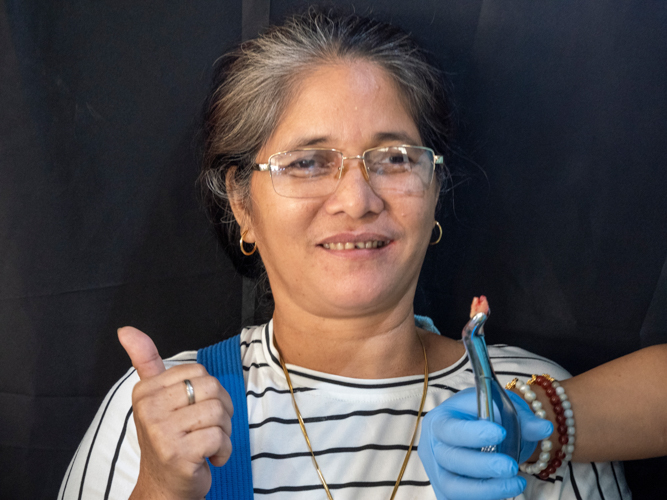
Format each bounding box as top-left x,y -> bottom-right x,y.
506,375 -> 575,479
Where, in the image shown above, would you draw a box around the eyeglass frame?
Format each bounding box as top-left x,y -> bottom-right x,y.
253,145 -> 444,197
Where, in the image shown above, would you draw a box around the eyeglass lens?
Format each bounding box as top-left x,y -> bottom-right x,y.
268,146 -> 435,198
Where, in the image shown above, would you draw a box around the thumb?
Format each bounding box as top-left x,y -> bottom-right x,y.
507,390 -> 553,463
117,326 -> 166,379
507,391 -> 553,441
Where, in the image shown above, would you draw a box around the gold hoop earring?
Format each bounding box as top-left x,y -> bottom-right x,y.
430,221 -> 442,246
240,229 -> 257,256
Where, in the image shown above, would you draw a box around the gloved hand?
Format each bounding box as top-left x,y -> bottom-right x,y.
418,388 -> 553,500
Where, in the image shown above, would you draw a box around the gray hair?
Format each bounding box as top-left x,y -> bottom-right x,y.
199,8 -> 454,279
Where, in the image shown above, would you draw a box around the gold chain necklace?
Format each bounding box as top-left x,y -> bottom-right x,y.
277,334 -> 429,500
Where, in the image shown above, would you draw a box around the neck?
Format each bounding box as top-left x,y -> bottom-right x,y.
272,301 -> 426,379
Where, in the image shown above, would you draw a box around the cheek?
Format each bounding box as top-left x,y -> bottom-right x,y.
252,196 -> 321,258
249,174 -> 308,238
393,193 -> 438,236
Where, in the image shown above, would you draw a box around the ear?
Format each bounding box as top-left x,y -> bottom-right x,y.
226,167 -> 256,243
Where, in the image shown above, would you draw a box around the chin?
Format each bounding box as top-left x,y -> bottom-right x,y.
310,279 -> 406,316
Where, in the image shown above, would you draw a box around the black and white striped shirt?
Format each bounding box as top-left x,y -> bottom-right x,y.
59,321 -> 630,499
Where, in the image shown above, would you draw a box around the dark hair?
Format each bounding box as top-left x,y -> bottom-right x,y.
199,7 -> 455,281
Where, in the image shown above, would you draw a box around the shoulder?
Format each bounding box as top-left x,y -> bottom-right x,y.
195,325 -> 264,356
486,344 -> 572,382
195,325 -> 265,365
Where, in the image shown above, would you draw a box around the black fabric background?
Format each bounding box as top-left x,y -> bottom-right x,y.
1,1 -> 665,498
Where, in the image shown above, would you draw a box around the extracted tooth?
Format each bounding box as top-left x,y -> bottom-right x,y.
344,242 -> 355,249
323,243 -> 330,249
365,241 -> 372,249
378,241 -> 385,248
372,241 -> 378,248
355,242 -> 365,249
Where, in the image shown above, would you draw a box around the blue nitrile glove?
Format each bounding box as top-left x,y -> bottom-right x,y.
418,388 -> 553,500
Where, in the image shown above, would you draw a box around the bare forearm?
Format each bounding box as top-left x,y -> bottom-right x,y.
562,344 -> 667,461
521,344 -> 667,463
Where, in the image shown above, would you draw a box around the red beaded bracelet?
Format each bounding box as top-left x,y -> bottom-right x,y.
509,374 -> 575,478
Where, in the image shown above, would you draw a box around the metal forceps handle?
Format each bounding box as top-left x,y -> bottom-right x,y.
462,313 -> 521,461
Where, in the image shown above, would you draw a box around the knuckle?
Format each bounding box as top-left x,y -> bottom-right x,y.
220,432 -> 233,457
220,389 -> 234,416
201,376 -> 220,396
212,425 -> 225,442
210,398 -> 225,416
131,381 -> 149,402
154,439 -> 177,463
191,363 -> 208,378
146,420 -> 167,440
133,397 -> 154,419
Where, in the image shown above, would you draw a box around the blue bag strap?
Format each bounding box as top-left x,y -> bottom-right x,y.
197,334 -> 253,499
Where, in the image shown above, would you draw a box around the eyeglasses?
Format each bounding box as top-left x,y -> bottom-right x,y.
254,145 -> 443,198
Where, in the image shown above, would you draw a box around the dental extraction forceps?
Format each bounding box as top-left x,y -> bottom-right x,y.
462,312 -> 521,461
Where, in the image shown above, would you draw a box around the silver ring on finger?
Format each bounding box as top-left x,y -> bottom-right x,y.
184,379 -> 195,405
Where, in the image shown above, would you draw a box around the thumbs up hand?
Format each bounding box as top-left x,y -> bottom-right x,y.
118,327 -> 234,500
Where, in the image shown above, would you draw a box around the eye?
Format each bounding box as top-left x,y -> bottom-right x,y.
369,149 -> 413,175
289,158 -> 324,169
385,153 -> 410,165
274,151 -> 336,178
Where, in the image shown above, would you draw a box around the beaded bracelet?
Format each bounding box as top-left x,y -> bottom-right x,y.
506,374 -> 575,479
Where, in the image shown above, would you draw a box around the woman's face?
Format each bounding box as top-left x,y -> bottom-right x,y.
236,61 -> 439,319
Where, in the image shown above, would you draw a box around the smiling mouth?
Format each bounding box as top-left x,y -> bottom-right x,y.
321,240 -> 390,250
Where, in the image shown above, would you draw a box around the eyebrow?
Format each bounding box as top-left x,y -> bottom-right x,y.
372,131 -> 421,145
286,131 -> 421,151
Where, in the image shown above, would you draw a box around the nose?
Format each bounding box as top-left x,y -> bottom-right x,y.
325,157 -> 384,219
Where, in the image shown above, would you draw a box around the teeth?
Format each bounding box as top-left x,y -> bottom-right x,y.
322,240 -> 388,250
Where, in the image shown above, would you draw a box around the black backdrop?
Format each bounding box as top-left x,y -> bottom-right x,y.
1,1 -> 666,498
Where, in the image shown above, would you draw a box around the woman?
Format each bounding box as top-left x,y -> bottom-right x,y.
59,10 -> 630,500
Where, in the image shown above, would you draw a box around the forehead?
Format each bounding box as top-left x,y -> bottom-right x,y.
261,60 -> 421,154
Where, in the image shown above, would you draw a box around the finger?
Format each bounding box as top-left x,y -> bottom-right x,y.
430,415 -> 506,448
118,326 -> 166,379
151,363 -> 210,388
439,468 -> 526,500
469,296 -> 480,318
432,442 -> 518,479
136,366 -> 234,419
479,295 -> 490,315
209,434 -> 233,467
161,376 -> 234,417
182,426 -> 232,467
175,398 -> 233,437
132,364 -> 209,406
